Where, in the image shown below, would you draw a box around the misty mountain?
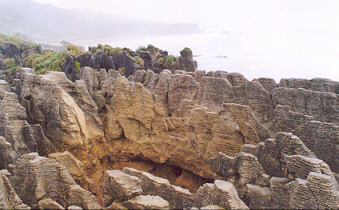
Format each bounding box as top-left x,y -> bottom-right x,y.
0,0 -> 201,44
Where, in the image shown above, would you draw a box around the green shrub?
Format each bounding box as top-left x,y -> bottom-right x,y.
134,56 -> 144,68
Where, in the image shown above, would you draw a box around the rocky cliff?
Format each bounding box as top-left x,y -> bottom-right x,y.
0,67 -> 338,209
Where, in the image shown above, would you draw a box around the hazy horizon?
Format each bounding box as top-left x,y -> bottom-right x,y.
31,0 -> 339,32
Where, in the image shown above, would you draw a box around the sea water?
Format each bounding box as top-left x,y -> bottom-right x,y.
71,30 -> 339,83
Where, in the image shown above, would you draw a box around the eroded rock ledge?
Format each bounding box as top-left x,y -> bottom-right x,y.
0,67 -> 338,209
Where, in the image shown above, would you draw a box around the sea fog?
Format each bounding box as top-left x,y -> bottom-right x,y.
71,30 -> 339,83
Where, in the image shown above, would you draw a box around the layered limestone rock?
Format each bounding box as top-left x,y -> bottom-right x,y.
101,167 -> 248,209
279,77 -> 339,94
292,121 -> 339,173
4,67 -> 338,209
9,153 -> 101,209
272,87 -> 338,124
0,169 -> 30,209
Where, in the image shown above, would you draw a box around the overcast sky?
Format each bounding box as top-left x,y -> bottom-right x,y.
32,0 -> 338,32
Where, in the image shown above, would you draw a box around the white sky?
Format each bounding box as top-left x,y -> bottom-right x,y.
32,0 -> 339,32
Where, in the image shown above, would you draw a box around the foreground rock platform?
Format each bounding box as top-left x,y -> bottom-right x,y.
0,67 -> 338,208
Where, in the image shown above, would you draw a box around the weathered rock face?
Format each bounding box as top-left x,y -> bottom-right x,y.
3,67 -> 338,209
9,153 -> 101,209
0,169 -> 30,209
272,87 -> 338,124
292,121 -> 339,173
175,48 -> 198,72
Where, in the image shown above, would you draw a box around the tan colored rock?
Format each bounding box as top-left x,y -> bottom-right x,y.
49,151 -> 85,180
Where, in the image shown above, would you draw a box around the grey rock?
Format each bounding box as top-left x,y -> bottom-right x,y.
247,184 -> 271,209
0,170 -> 30,209
197,76 -> 234,112
123,195 -> 170,209
107,69 -> 122,79
37,198 -> 65,210
134,70 -> 147,83
197,181 -> 245,209
67,185 -> 102,209
175,48 -> 197,72
253,77 -> 278,93
270,177 -> 290,209
279,77 -> 339,94
127,75 -> 134,82
0,92 -> 37,157
102,170 -> 142,207
272,87 -> 338,124
240,144 -> 258,157
293,120 -> 339,173
123,167 -> 196,209
194,70 -> 206,82
269,105 -> 314,133
257,132 -> 316,177
285,155 -> 334,180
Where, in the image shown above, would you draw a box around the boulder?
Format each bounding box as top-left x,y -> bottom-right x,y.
123,195 -> 170,209
285,155 -> 334,180
102,170 -> 142,207
75,53 -> 92,69
123,167 -> 197,209
197,76 -> 234,112
175,48 -> 197,72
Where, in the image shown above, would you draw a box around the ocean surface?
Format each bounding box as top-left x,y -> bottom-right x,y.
71,30 -> 339,83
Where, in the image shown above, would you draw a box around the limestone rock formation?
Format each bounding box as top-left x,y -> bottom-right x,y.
272,87 -> 338,124
257,132 -> 315,177
9,153 -> 101,209
292,121 -> 339,173
0,169 -> 30,209
102,170 -> 143,207
280,77 -> 339,94
123,195 -> 170,209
